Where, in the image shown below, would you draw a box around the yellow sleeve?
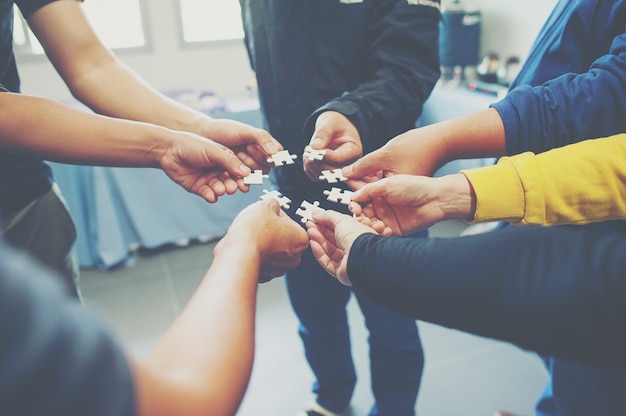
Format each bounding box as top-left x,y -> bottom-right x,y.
460,133 -> 626,226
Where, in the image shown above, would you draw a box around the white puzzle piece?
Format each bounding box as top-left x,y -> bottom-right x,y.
302,145 -> 327,161
260,189 -> 292,209
267,150 -> 298,166
243,170 -> 269,185
319,169 -> 347,183
323,187 -> 354,205
295,200 -> 321,223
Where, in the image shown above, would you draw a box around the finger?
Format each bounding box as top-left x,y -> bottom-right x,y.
311,208 -> 347,229
323,143 -> 361,166
342,152 -> 385,179
309,239 -> 340,278
309,127 -> 332,150
207,175 -> 227,197
236,150 -> 261,171
210,145 -> 252,179
219,171 -> 240,195
348,201 -> 363,216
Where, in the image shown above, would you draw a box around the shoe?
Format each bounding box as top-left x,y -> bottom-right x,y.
295,400 -> 351,416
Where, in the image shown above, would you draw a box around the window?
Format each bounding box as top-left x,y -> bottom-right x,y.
13,0 -> 147,57
178,0 -> 244,44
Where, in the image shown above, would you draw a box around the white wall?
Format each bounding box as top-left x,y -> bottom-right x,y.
17,0 -> 558,101
450,0 -> 558,63
16,0 -> 256,101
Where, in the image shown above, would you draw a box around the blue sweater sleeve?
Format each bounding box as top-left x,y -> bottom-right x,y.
347,223 -> 626,367
492,31 -> 626,155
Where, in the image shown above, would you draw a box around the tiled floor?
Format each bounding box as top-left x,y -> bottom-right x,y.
79,220 -> 549,416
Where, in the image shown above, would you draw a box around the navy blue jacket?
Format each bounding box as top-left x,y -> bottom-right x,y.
492,0 -> 626,155
240,0 -> 441,200
0,0 -> 55,215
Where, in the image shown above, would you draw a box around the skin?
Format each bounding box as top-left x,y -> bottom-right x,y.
306,208 -> 377,286
132,199 -> 310,416
3,0 -> 284,202
303,111 -> 363,182
341,108 -> 506,189
348,173 -> 476,236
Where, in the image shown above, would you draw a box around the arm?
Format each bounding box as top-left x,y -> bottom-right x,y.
342,108 -> 506,183
462,133 -> 626,225
26,1 -> 281,170
133,199 -> 309,416
493,31 -> 626,155
0,91 -> 250,202
307,209 -> 626,368
304,0 -> 441,156
348,133 -> 626,234
0,199 -> 309,416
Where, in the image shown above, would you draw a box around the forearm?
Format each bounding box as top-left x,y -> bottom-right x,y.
347,225 -> 626,367
69,60 -> 213,137
432,108 -> 507,166
136,248 -> 260,416
28,0 -> 213,138
0,92 -> 172,167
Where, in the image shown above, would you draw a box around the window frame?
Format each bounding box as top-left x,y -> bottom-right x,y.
12,0 -> 153,62
174,0 -> 245,50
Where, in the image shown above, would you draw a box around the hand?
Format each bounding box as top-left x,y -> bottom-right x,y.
159,131 -> 254,203
349,174 -> 476,235
303,111 -> 363,182
306,209 -> 377,286
341,125 -> 447,190
203,119 -> 283,172
217,199 -> 310,283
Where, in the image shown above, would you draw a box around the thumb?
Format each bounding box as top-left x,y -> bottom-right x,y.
342,151 -> 384,179
309,128 -> 333,150
210,145 -> 251,178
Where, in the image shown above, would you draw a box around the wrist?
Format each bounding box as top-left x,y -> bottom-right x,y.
437,174 -> 476,221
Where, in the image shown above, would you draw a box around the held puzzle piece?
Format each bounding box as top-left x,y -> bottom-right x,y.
323,187 -> 354,205
267,150 -> 298,166
302,145 -> 327,161
295,200 -> 321,223
243,170 -> 269,185
319,169 -> 347,183
260,189 -> 292,209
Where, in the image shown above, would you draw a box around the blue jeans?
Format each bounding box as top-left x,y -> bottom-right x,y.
285,248 -> 424,416
536,356 -> 626,416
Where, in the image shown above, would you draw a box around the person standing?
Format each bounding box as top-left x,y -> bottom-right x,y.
239,1 -> 441,415
0,0 -> 280,299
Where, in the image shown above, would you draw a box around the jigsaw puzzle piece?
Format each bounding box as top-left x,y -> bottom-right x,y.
243,170 -> 269,185
319,169 -> 347,183
260,189 -> 292,209
302,145 -> 327,161
267,150 -> 298,166
295,200 -> 322,223
323,187 -> 354,205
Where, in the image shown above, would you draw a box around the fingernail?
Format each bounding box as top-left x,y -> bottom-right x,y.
239,164 -> 251,174
342,166 -> 352,176
311,137 -> 324,147
264,142 -> 279,154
